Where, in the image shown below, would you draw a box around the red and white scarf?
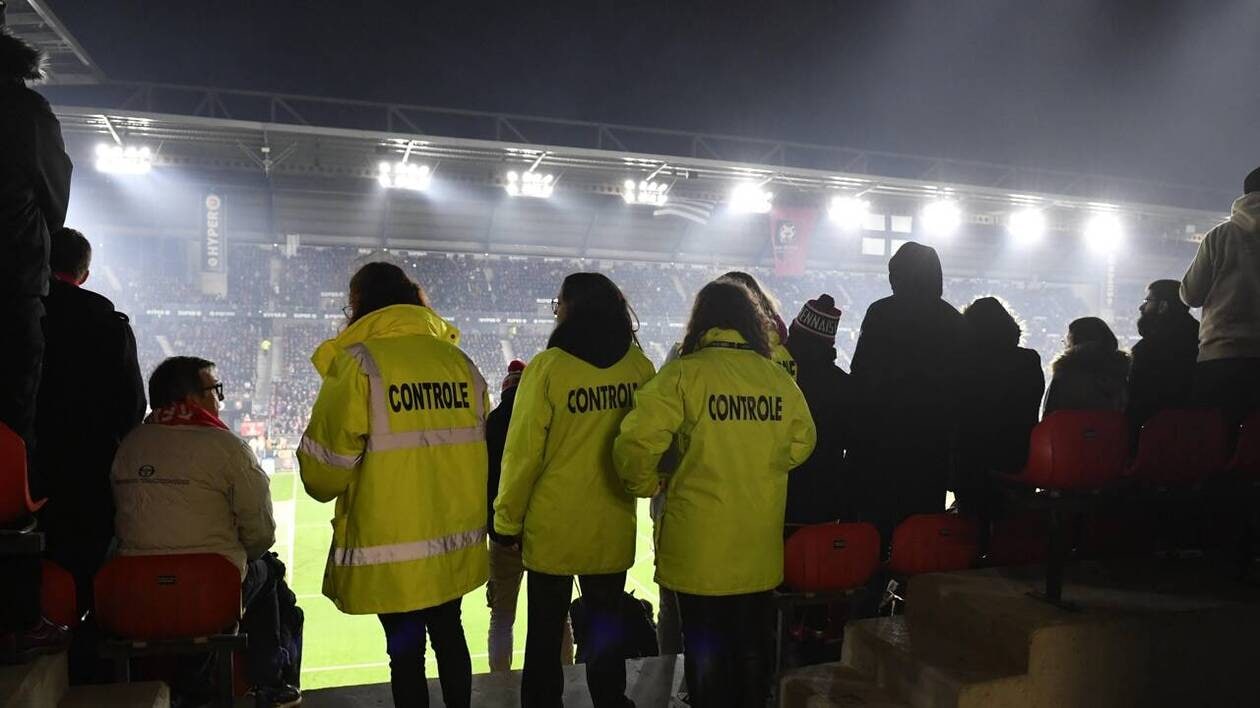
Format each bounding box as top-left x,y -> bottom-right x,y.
145,402 -> 230,430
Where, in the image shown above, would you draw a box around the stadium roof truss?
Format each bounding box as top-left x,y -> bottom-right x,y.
3,0 -> 103,85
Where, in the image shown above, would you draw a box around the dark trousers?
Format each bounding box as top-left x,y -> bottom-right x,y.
523,570 -> 628,708
676,590 -> 773,708
378,598 -> 471,708
0,297 -> 44,633
241,555 -> 302,689
1193,358 -> 1260,430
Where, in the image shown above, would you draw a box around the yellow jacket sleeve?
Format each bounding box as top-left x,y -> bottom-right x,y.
615,363 -> 685,498
298,351 -> 369,503
493,360 -> 552,536
786,383 -> 818,470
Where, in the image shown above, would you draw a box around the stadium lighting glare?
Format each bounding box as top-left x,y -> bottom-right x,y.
920,199 -> 962,236
377,161 -> 432,191
1007,207 -> 1047,245
94,143 -> 152,175
1084,212 -> 1125,255
622,179 -> 669,206
828,195 -> 870,231
729,182 -> 773,214
505,170 -> 555,199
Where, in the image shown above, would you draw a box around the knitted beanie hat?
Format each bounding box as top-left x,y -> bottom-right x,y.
790,294 -> 841,342
502,359 -> 526,392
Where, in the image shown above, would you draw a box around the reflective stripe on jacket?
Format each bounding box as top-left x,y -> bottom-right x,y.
298,304 -> 490,615
494,347 -> 656,575
614,328 -> 816,596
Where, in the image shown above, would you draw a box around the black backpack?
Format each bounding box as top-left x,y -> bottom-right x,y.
569,590 -> 659,662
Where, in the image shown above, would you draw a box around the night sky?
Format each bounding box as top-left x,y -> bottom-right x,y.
51,0 -> 1260,196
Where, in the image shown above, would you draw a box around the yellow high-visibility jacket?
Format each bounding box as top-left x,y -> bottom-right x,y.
770,330 -> 798,380
494,346 -> 656,575
298,304 -> 490,615
614,327 -> 816,596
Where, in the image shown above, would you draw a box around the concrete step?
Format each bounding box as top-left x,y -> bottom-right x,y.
778,663 -> 908,708
60,681 -> 170,708
0,652 -> 69,708
839,618 -> 1029,708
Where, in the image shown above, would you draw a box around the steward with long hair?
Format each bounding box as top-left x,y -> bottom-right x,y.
494,272 -> 655,708
614,280 -> 815,708
299,262 -> 488,708
717,271 -> 797,378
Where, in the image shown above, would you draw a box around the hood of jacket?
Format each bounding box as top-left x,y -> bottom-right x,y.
1229,192 -> 1260,233
888,242 -> 944,299
1051,341 -> 1130,380
546,316 -> 633,369
312,304 -> 460,376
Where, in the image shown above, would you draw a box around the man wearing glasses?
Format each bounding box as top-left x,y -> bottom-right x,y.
111,357 -> 302,707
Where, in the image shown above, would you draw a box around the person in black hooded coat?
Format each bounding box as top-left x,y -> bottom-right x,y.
848,242 -> 966,532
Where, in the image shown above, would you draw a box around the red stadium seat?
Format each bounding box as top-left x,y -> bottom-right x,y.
1013,410 -> 1128,491
0,422 -> 45,526
1227,410 -> 1260,478
41,560 -> 79,629
986,513 -> 1049,567
887,513 -> 979,576
1129,409 -> 1230,486
784,522 -> 881,592
94,553 -> 241,640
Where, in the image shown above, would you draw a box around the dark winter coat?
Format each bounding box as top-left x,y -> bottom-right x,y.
848,243 -> 967,526
485,384 -> 518,544
954,345 -> 1044,516
1126,312 -> 1199,442
1043,343 -> 1131,415
0,82 -> 72,301
784,336 -> 853,525
35,279 -> 146,579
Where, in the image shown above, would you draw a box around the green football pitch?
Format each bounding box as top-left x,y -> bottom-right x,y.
268,472 -> 661,690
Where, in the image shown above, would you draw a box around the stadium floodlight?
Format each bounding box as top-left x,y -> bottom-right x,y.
1007,207 -> 1047,245
920,199 -> 962,236
95,143 -> 152,175
729,182 -> 773,214
622,179 -> 669,206
505,170 -> 555,199
377,161 -> 432,191
828,195 -> 870,231
1084,212 -> 1125,255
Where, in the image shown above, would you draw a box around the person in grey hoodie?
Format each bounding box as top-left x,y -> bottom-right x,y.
1181,167 -> 1260,428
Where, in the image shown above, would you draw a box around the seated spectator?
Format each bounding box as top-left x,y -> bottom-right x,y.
1181,167 -> 1260,428
955,297 -> 1044,522
783,294 -> 853,524
1126,280 -> 1199,441
112,357 -> 301,707
1043,317 -> 1129,415
484,359 -> 574,672
35,227 -> 145,680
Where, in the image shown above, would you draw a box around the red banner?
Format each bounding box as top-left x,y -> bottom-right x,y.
770,207 -> 819,276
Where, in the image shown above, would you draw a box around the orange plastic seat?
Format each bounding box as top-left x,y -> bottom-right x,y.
41,560 -> 79,629
887,513 -> 978,576
1013,410 -> 1128,491
0,422 -> 45,525
94,553 -> 241,640
1129,409 -> 1230,485
784,522 -> 881,592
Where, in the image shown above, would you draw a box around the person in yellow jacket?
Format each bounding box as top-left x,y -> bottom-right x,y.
493,272 -> 655,708
719,271 -> 797,379
614,280 -> 816,708
298,262 -> 488,708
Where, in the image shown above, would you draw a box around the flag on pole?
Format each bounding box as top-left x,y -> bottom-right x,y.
654,197 -> 716,226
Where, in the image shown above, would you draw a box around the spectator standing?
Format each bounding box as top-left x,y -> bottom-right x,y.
300,263 -> 488,708
1180,167 -> 1260,428
615,280 -> 815,708
847,242 -> 966,532
112,357 -> 301,707
484,359 -> 575,672
1043,317 -> 1130,415
783,294 -> 852,524
0,26 -> 73,664
954,297 -> 1044,522
494,273 -> 655,708
1126,280 -> 1200,439
718,271 -> 797,379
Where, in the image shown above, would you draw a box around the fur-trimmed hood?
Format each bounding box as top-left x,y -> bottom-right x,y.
1051,341 -> 1130,379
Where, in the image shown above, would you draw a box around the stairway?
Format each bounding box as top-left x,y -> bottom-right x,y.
0,652 -> 168,708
